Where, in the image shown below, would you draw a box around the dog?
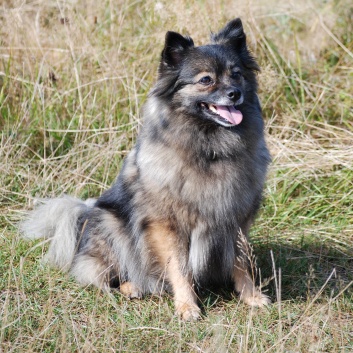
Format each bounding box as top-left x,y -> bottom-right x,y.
21,18 -> 271,320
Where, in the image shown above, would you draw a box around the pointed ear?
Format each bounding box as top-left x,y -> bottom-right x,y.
161,31 -> 194,69
212,18 -> 260,72
211,18 -> 245,47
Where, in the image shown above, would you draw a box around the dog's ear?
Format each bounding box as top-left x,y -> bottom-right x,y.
212,18 -> 260,71
211,18 -> 245,47
161,31 -> 194,69
152,32 -> 194,96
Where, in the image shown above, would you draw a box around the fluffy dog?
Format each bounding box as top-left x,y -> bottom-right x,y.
21,18 -> 271,320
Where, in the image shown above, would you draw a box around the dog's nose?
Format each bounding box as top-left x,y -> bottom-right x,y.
226,88 -> 242,102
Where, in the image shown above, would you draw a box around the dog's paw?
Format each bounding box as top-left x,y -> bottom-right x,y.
175,303 -> 201,321
241,290 -> 271,307
119,282 -> 142,299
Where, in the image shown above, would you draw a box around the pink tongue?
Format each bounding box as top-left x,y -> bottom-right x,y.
214,105 -> 243,125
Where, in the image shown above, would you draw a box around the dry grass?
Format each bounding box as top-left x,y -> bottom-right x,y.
1,0 -> 353,352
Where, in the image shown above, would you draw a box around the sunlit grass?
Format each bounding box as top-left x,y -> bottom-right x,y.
1,0 -> 352,351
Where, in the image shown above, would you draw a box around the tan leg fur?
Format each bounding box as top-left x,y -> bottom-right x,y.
147,222 -> 200,321
119,281 -> 142,299
233,259 -> 270,307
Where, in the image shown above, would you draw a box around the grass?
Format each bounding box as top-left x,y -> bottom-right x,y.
1,0 -> 353,351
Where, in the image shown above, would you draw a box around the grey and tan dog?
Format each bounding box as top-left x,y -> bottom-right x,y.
21,18 -> 271,320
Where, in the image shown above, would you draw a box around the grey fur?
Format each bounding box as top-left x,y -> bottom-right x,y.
21,18 -> 271,314
20,196 -> 95,271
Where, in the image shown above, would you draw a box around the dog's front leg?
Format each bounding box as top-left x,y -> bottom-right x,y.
146,222 -> 200,321
233,257 -> 270,307
166,256 -> 200,321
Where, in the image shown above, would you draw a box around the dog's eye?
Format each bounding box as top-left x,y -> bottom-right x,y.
198,76 -> 213,85
231,72 -> 242,81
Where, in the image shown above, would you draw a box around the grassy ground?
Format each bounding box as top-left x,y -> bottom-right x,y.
1,0 -> 353,351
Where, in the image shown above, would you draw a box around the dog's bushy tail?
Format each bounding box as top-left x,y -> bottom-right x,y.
20,196 -> 95,271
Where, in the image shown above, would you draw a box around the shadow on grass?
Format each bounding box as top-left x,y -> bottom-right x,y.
255,240 -> 353,302
196,239 -> 353,312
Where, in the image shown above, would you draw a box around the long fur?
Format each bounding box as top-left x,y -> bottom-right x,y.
21,196 -> 96,271
21,18 -> 271,320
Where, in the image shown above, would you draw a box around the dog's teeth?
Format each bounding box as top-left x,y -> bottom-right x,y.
209,105 -> 218,114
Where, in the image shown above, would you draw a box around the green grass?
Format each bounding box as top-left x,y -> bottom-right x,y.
1,0 -> 353,351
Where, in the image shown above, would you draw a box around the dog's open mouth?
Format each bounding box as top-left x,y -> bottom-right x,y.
200,103 -> 243,127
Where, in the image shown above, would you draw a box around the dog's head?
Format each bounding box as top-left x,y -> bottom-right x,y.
151,18 -> 260,128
